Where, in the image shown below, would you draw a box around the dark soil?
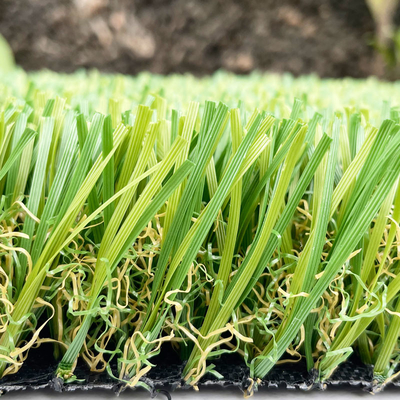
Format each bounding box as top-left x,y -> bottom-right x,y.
0,0 -> 379,78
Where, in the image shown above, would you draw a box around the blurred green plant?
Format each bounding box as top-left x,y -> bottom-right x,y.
0,34 -> 15,73
366,0 -> 400,74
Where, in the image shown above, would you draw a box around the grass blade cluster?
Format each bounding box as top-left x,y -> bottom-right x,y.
0,70 -> 399,392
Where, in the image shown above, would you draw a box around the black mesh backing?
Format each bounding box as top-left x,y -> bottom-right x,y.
0,351 -> 398,395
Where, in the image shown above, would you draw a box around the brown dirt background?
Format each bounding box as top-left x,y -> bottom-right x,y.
0,0 -> 386,78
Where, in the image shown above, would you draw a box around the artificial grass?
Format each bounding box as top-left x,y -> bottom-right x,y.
0,69 -> 400,392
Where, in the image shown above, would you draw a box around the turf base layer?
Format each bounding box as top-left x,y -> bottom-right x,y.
0,351 -> 397,395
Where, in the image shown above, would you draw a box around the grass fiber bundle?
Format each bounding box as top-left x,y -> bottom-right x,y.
0,69 -> 400,393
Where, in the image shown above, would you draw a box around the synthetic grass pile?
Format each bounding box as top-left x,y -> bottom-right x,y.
1,69 -> 400,393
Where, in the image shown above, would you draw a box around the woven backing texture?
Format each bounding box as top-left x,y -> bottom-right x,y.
0,352 -> 398,395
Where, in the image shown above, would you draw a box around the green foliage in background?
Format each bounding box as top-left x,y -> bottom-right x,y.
0,34 -> 15,73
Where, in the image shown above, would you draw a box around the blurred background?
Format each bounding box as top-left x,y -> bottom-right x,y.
1,0 -> 400,79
